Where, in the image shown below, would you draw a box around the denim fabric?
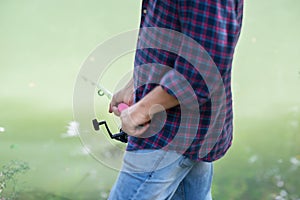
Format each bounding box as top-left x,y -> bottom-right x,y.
108,150 -> 213,200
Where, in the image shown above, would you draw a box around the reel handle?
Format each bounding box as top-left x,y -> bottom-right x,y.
92,103 -> 129,143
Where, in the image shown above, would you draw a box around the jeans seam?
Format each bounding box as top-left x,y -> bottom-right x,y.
149,151 -> 168,174
130,151 -> 168,200
182,181 -> 186,200
129,173 -> 152,200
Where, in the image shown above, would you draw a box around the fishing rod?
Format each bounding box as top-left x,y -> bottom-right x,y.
81,76 -> 129,143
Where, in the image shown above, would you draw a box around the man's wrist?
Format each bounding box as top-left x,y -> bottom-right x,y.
133,101 -> 152,123
127,85 -> 179,126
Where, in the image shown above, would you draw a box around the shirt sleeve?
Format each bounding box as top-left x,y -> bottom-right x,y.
160,56 -> 210,111
159,0 -> 241,110
159,1 -> 213,110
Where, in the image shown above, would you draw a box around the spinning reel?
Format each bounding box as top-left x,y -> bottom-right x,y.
92,102 -> 129,143
81,76 -> 129,143
92,119 -> 128,143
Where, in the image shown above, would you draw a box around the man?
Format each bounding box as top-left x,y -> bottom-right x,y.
108,0 -> 243,199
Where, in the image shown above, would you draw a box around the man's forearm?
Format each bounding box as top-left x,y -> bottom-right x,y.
135,86 -> 179,120
119,85 -> 179,137
123,78 -> 134,95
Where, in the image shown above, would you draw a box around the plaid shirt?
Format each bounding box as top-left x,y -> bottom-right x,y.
127,0 -> 243,162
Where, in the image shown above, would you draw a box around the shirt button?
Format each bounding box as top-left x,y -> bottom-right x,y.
143,9 -> 147,14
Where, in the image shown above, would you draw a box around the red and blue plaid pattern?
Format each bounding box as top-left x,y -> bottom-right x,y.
127,0 -> 243,162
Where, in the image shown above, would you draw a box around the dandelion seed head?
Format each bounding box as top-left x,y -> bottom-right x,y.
0,127 -> 5,133
61,121 -> 80,138
275,196 -> 285,200
290,157 -> 300,166
276,180 -> 284,188
81,146 -> 91,155
248,155 -> 258,164
280,190 -> 288,197
100,191 -> 108,199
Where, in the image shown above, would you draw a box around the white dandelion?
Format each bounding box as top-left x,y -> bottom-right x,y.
100,191 -> 109,199
280,190 -> 288,197
275,196 -> 285,200
0,127 -> 5,133
69,145 -> 92,157
81,146 -> 91,155
61,121 -> 79,138
248,155 -> 258,164
290,157 -> 300,169
276,180 -> 284,188
275,175 -> 284,188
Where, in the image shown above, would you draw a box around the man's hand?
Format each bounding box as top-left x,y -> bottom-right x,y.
109,78 -> 134,116
119,103 -> 151,137
119,86 -> 179,137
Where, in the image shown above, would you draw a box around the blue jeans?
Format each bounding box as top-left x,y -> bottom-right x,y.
108,150 -> 213,200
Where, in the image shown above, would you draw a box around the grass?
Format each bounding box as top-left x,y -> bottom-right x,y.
0,101 -> 299,199
213,110 -> 300,199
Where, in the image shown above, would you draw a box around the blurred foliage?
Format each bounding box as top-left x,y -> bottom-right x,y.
0,160 -> 30,200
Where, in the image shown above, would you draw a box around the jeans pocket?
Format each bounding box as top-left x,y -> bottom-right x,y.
179,156 -> 195,168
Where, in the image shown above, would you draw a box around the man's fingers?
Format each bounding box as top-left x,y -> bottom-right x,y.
122,123 -> 150,137
125,92 -> 134,106
109,103 -> 113,113
134,123 -> 150,137
112,106 -> 121,116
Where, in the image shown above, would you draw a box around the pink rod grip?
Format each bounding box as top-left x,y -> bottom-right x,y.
117,103 -> 129,112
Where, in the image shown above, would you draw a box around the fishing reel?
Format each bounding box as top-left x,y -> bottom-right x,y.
81,76 -> 129,143
92,119 -> 128,143
92,102 -> 129,143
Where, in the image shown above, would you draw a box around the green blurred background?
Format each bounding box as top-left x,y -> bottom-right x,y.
0,0 -> 299,199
